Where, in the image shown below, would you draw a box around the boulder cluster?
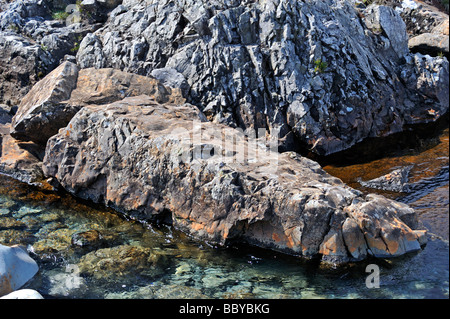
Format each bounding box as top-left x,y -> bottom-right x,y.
0,0 -> 448,266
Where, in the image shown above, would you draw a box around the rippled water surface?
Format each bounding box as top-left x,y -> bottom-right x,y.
0,129 -> 448,299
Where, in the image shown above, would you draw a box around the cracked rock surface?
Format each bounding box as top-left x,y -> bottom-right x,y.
76,0 -> 449,156
42,91 -> 427,264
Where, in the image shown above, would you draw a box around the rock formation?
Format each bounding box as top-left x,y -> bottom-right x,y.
392,0 -> 449,56
10,61 -> 184,145
76,0 -> 449,156
42,89 -> 427,264
0,0 -> 112,106
0,0 -> 447,265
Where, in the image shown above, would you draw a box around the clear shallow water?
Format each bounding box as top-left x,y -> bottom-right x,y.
0,130 -> 448,299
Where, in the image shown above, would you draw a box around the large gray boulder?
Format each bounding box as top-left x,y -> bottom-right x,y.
0,244 -> 39,296
42,92 -> 427,264
76,0 -> 449,156
364,4 -> 409,58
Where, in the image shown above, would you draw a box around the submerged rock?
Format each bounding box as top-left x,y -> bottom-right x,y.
42,93 -> 427,264
359,165 -> 413,192
71,229 -> 106,250
77,244 -> 169,280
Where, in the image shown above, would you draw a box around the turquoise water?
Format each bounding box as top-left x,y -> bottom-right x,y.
0,130 -> 448,299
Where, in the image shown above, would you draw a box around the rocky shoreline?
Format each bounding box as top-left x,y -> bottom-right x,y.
0,0 -> 449,298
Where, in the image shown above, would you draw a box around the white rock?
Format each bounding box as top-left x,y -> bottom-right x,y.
0,289 -> 44,299
402,0 -> 418,10
0,244 -> 39,296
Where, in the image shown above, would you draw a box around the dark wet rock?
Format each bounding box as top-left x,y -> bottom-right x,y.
359,165 -> 413,192
0,217 -> 26,230
104,283 -> 208,299
76,0 -> 449,156
71,229 -> 105,250
408,33 -> 449,56
42,92 -> 428,264
0,229 -> 35,246
32,227 -> 76,256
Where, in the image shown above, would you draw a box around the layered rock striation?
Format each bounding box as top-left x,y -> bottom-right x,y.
41,91 -> 427,264
0,0 -> 119,106
76,0 -> 449,156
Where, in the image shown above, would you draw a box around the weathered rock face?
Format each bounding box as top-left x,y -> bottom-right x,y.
2,57 -> 183,184
393,0 -> 450,56
10,61 -> 79,145
0,131 -> 44,183
10,61 -> 184,145
42,94 -> 427,264
1,103 -> 43,183
397,0 -> 449,36
0,32 -> 50,107
0,0 -> 104,106
76,0 -> 449,156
